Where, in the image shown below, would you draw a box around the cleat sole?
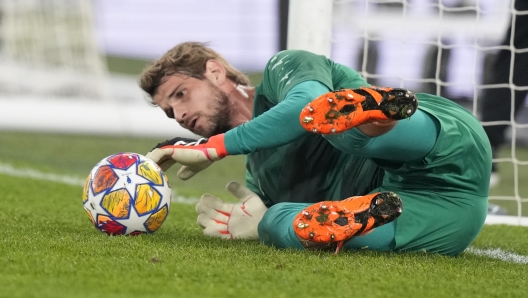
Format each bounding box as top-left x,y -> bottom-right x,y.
293,192 -> 403,245
300,87 -> 418,134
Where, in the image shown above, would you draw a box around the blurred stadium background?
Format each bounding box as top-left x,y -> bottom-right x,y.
0,0 -> 526,223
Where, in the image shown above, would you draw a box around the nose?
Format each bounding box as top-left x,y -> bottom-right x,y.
174,108 -> 187,125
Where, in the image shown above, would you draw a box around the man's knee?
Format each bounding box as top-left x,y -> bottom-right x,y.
257,203 -> 307,249
258,203 -> 293,234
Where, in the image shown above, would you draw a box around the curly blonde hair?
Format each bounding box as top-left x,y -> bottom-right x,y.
139,42 -> 250,103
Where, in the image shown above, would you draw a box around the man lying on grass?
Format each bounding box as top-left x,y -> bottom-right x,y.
140,42 -> 491,256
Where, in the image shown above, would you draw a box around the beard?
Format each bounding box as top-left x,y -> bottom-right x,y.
201,80 -> 232,137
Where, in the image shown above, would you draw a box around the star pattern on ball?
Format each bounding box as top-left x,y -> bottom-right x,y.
109,163 -> 152,196
83,191 -> 106,223
114,203 -> 151,234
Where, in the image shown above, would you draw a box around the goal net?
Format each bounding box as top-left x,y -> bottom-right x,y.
0,0 -> 110,100
0,0 -> 192,137
290,0 -> 527,224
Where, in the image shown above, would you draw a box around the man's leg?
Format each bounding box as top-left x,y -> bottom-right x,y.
258,203 -> 307,250
258,197 -> 400,253
270,88 -> 436,252
300,87 -> 437,161
323,109 -> 439,162
343,221 -> 395,251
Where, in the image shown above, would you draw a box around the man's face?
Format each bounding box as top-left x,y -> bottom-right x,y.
153,74 -> 232,137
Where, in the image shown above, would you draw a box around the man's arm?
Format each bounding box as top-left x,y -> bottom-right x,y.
147,81 -> 331,179
223,80 -> 330,154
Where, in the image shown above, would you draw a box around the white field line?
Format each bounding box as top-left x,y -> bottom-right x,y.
0,162 -> 86,186
466,247 -> 528,264
0,162 -> 198,205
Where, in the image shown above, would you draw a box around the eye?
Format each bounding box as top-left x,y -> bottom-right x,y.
176,90 -> 186,98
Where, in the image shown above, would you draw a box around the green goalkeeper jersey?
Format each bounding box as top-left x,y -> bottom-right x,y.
224,50 -> 384,206
223,50 -> 490,255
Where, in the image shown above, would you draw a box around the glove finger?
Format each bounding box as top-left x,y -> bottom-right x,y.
203,225 -> 231,239
177,165 -> 197,180
227,181 -> 259,202
197,214 -> 231,239
145,148 -> 171,164
196,194 -> 232,219
199,194 -> 226,209
158,159 -> 176,172
196,202 -> 230,223
197,213 -> 219,229
196,213 -> 206,229
146,148 -> 174,171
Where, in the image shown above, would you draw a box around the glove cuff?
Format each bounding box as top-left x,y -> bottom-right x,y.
207,134 -> 228,158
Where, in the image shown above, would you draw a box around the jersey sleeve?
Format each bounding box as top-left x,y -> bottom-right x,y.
224,80 -> 330,155
223,50 -> 339,155
223,49 -> 371,155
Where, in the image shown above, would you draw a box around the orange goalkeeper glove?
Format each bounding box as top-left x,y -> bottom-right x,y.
146,134 -> 228,180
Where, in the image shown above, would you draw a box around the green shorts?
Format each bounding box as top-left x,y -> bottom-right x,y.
387,189 -> 488,256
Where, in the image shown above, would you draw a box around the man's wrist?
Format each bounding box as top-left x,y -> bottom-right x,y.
205,134 -> 228,158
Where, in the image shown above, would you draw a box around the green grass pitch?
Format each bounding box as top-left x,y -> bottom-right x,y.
0,130 -> 527,298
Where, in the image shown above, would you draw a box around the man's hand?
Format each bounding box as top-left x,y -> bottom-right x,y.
146,134 -> 227,180
146,136 -> 204,172
196,182 -> 268,240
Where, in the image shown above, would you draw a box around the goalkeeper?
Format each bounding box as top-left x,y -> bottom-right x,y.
140,42 -> 491,256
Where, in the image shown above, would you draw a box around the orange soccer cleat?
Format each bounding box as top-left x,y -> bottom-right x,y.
300,87 -> 418,134
293,192 -> 403,255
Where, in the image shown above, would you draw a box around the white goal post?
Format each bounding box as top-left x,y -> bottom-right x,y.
287,0 -> 527,226
287,0 -> 333,57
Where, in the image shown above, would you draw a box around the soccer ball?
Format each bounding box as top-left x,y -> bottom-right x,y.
82,152 -> 172,235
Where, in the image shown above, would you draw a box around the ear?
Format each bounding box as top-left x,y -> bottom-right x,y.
204,60 -> 227,86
